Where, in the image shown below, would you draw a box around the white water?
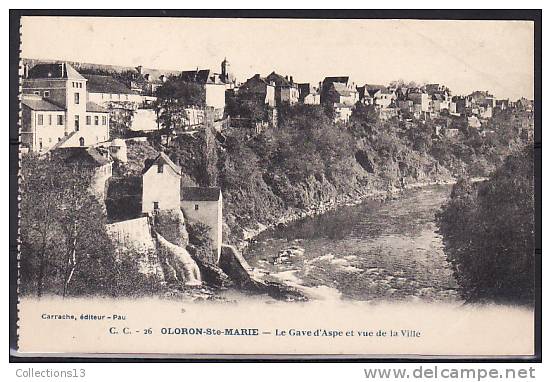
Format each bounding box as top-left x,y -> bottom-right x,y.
156,233 -> 202,286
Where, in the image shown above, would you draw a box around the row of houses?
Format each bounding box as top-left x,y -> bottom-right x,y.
22,59 -> 535,153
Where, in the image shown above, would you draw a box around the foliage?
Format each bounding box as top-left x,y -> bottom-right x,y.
153,78 -> 206,138
437,146 -> 535,304
20,154 -> 159,297
107,106 -> 135,139
225,91 -> 269,124
186,222 -> 216,264
20,155 -> 114,297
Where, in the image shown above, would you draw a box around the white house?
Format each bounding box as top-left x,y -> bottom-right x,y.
181,187 -> 223,260
140,153 -> 224,260
142,152 -> 182,214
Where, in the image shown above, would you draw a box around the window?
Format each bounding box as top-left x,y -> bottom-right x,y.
39,139 -> 43,150
157,164 -> 163,173
74,92 -> 80,104
74,115 -> 79,131
194,204 -> 199,211
79,137 -> 85,147
57,115 -> 63,125
34,91 -> 40,95
86,116 -> 91,125
37,114 -> 43,125
153,202 -> 159,210
102,116 -> 107,125
48,115 -> 52,125
48,137 -> 52,143
94,116 -> 99,125
44,91 -> 50,97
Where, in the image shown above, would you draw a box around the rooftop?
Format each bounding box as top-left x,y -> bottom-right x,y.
143,152 -> 181,175
59,146 -> 110,166
27,63 -> 85,80
180,69 -> 224,85
332,82 -> 356,96
86,101 -> 108,113
84,74 -> 139,95
21,95 -> 64,111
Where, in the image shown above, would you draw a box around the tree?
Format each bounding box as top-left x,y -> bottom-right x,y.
437,145 -> 535,304
20,155 -> 116,297
186,222 -> 215,264
108,104 -> 135,139
153,78 -> 206,142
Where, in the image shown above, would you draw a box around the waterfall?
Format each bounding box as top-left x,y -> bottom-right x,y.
156,233 -> 202,286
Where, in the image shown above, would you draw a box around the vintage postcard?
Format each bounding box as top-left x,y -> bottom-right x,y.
14,13 -> 538,358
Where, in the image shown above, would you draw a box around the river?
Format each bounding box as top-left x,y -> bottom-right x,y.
243,184 -> 460,303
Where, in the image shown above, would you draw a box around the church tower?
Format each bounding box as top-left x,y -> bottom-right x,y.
221,57 -> 234,84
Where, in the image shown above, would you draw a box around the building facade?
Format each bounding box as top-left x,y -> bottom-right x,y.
181,187 -> 223,260
142,153 -> 182,214
21,63 -> 110,153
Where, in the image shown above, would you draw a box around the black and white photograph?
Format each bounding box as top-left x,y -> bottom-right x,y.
10,11 -> 540,360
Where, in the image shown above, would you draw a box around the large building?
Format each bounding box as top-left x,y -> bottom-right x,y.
21,63 -> 110,153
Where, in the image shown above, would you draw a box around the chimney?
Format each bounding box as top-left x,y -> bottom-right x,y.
289,76 -> 294,84
136,65 -> 143,75
22,63 -> 29,79
285,75 -> 289,81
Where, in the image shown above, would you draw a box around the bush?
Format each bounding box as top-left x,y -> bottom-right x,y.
437,146 -> 535,304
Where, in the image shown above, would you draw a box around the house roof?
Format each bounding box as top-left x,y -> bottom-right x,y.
139,67 -> 181,83
21,95 -> 64,111
86,101 -> 108,113
143,152 -> 181,175
323,76 -> 349,85
266,72 -> 293,87
367,88 -> 382,97
364,84 -> 386,91
49,131 -> 77,152
332,82 -> 356,96
84,74 -> 138,95
181,187 -> 221,202
27,63 -> 85,80
60,146 -> 110,166
180,69 -> 224,85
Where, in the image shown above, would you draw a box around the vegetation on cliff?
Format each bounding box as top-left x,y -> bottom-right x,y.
127,100 -> 530,241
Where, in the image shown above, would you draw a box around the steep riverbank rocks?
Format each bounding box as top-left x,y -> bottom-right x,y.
219,245 -> 308,301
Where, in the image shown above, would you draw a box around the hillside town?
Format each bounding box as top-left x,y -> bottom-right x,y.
19,58 -> 535,299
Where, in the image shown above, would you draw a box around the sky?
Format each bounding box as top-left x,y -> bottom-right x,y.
21,17 -> 534,100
